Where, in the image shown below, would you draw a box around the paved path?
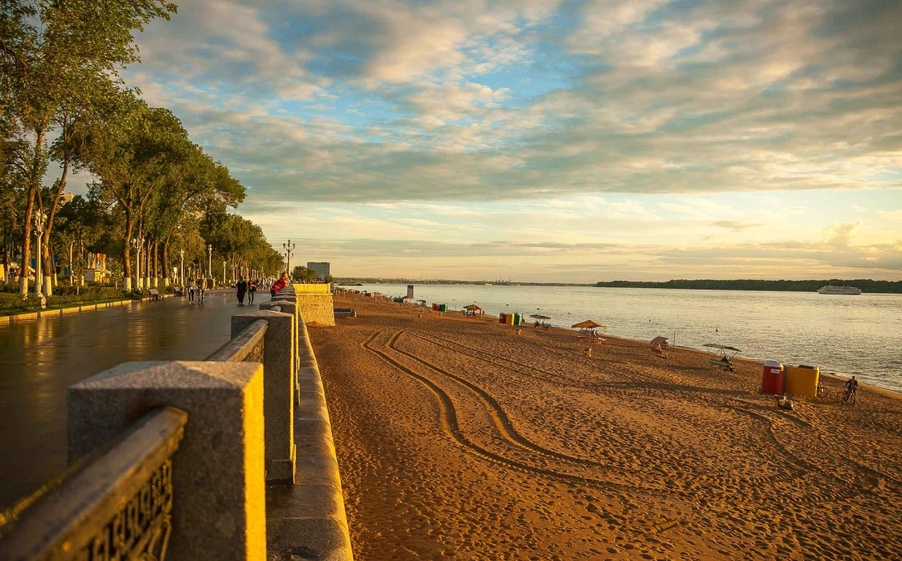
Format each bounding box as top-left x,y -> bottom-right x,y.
0,289 -> 258,508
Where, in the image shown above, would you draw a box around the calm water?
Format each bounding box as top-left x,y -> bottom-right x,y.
350,284 -> 902,393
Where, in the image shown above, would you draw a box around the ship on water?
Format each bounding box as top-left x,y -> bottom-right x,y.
817,285 -> 862,295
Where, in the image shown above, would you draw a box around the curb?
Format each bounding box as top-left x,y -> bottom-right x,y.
1,293 -> 178,325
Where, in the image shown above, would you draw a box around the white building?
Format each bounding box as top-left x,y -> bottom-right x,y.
307,262 -> 331,280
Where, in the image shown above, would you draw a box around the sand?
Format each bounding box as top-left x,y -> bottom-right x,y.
308,292 -> 902,561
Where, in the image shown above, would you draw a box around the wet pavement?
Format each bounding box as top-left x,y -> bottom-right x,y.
0,289 -> 259,508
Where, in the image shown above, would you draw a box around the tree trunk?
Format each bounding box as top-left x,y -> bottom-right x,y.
21,129 -> 47,297
122,207 -> 133,291
162,238 -> 170,287
152,240 -> 159,288
41,154 -> 72,297
2,235 -> 9,284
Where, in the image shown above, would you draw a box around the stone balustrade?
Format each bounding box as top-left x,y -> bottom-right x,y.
0,283 -> 353,561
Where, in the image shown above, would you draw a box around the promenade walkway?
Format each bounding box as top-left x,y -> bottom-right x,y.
0,290 -> 245,508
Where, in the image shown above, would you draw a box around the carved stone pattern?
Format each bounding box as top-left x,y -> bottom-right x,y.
76,460 -> 174,561
243,340 -> 264,363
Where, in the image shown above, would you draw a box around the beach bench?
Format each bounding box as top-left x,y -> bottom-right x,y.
148,289 -> 162,301
709,359 -> 734,372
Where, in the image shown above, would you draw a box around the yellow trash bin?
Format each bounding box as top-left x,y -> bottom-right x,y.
784,365 -> 820,397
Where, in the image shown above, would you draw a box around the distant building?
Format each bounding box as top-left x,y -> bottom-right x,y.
307,262 -> 331,281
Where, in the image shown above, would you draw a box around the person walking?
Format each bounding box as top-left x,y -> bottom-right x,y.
187,278 -> 196,304
236,277 -> 248,306
248,279 -> 257,304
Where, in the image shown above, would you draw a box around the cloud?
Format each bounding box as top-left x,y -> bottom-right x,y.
102,1 -> 902,282
823,222 -> 859,248
711,221 -> 762,232
122,0 -> 902,206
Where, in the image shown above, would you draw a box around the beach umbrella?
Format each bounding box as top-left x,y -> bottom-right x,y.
530,314 -> 551,320
650,336 -> 668,346
463,304 -> 483,311
571,320 -> 606,330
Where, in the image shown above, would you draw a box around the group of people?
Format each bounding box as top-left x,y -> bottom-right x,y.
186,278 -> 205,304
234,272 -> 290,306
234,278 -> 259,306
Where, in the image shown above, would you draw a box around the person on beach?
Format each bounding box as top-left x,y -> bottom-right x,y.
248,279 -> 257,304
845,376 -> 859,402
236,277 -> 248,305
270,272 -> 288,299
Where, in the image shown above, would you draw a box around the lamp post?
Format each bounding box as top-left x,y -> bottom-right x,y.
283,239 -> 296,277
179,249 -> 185,288
131,237 -> 143,291
206,244 -> 213,289
33,210 -> 46,308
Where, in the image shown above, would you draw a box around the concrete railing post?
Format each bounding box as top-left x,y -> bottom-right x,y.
259,299 -> 301,404
67,361 -> 267,561
232,310 -> 297,485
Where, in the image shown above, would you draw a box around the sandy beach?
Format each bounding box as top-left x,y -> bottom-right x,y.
309,292 -> 902,561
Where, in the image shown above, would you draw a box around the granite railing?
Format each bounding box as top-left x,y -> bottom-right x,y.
0,285 -> 353,561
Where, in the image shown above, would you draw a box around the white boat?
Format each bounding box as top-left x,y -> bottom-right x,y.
817,285 -> 862,295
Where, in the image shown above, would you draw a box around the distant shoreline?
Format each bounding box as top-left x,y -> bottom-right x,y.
336,278 -> 902,293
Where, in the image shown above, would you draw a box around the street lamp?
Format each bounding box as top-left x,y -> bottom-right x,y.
283,239 -> 296,277
33,210 -> 47,308
206,244 -> 213,289
131,237 -> 143,291
179,249 -> 185,288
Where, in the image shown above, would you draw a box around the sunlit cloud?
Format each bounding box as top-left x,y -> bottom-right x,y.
113,0 -> 902,281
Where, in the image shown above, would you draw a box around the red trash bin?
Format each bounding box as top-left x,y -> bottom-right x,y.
761,360 -> 785,394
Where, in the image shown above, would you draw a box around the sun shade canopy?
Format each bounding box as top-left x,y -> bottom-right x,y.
703,344 -> 741,352
571,320 -> 606,329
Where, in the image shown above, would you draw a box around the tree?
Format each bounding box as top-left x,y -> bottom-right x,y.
78,96 -> 193,289
1,0 -> 177,296
292,265 -> 317,283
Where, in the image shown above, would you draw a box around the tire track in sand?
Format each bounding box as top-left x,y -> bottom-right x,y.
406,329 -> 826,492
362,329 -> 658,494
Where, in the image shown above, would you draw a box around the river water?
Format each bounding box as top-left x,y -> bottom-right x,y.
350,284 -> 902,394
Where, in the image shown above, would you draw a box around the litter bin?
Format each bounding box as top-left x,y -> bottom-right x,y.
784,365 -> 820,397
439,304 -> 447,312
761,361 -> 784,394
513,314 -> 522,326
499,313 -> 508,324
505,314 -> 514,325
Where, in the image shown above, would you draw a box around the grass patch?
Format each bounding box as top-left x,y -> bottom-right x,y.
0,287 -> 136,317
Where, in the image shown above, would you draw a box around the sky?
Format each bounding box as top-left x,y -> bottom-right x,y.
89,0 -> 902,281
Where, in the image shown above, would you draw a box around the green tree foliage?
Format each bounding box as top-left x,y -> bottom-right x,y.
291,265 -> 317,283
1,0 -> 176,295
3,1 -> 286,292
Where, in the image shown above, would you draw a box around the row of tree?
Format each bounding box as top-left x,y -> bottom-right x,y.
1,1 -> 286,295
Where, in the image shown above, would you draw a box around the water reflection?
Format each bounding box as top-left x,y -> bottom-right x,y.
0,292 -> 239,508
